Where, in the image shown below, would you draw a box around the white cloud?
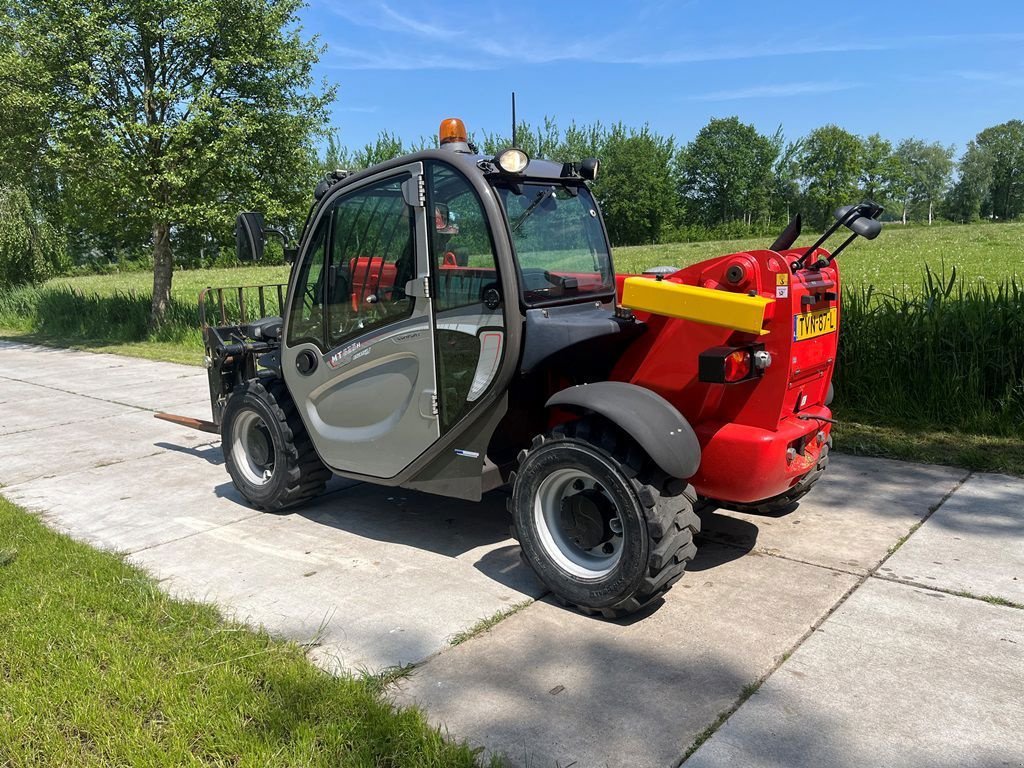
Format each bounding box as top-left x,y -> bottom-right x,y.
952,69 -> 1024,88
323,43 -> 491,71
377,3 -> 458,39
689,81 -> 862,101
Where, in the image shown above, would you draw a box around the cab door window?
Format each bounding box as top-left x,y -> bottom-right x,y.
428,162 -> 505,432
326,176 -> 416,348
286,213 -> 329,348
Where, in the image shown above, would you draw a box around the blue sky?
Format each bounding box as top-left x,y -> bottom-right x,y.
301,0 -> 1024,157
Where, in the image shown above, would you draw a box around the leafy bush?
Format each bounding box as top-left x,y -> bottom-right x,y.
0,186 -> 68,287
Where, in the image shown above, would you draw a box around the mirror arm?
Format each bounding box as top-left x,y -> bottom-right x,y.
262,227 -> 292,248
815,232 -> 858,267
793,208 -> 861,270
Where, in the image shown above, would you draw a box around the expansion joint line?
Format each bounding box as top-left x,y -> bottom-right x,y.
677,472 -> 972,766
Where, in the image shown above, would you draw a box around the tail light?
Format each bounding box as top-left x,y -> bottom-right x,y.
699,344 -> 769,384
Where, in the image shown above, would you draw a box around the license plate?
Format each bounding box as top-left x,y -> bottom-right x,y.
793,307 -> 837,341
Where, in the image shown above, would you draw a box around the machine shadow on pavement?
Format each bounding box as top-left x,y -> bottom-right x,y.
161,439 -> 779,605
154,441 -> 224,466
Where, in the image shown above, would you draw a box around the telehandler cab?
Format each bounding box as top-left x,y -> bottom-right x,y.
159,117 -> 882,617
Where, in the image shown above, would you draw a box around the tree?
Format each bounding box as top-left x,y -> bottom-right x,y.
769,131 -> 803,225
5,0 -> 333,327
479,116 -> 565,160
798,125 -> 864,227
974,120 -> 1024,220
944,141 -> 993,222
859,134 -> 895,203
350,132 -> 405,169
593,124 -> 677,246
0,186 -> 67,287
679,117 -> 777,227
559,121 -> 604,163
894,139 -> 954,224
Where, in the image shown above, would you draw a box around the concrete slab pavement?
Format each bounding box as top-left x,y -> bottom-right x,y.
0,407 -> 217,486
700,454 -> 969,575
386,453 -> 1006,767
685,578 -> 1024,768
130,486 -> 544,672
393,543 -> 859,768
0,378 -> 127,435
0,340 -> 207,410
883,472 -> 1024,605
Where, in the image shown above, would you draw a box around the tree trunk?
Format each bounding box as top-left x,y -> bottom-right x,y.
928,200 -> 933,225
149,221 -> 173,330
902,202 -> 907,225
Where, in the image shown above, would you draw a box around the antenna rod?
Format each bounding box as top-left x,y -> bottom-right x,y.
511,91 -> 517,147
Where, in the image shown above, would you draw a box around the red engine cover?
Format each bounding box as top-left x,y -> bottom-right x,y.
612,247 -> 839,504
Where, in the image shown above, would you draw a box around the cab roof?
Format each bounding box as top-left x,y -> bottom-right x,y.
320,148 -> 587,201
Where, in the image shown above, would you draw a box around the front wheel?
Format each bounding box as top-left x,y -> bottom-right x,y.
221,377 -> 331,511
511,418 -> 700,618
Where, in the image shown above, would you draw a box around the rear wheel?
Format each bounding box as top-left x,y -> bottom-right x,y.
221,377 -> 331,511
511,418 -> 699,618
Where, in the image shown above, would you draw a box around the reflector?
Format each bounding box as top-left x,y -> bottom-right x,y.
698,344 -> 764,384
723,350 -> 752,382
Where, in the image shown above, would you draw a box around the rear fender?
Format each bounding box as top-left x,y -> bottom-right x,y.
546,382 -> 701,479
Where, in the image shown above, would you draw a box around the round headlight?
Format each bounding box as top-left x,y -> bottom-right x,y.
495,148 -> 529,174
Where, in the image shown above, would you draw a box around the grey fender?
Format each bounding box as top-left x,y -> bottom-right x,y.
826,381 -> 834,406
546,382 -> 701,479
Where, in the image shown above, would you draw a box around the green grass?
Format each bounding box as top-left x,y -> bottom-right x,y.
681,677 -> 764,761
448,601 -> 533,647
46,264 -> 292,299
948,591 -> 1024,609
615,222 -> 1024,291
0,497 -> 493,768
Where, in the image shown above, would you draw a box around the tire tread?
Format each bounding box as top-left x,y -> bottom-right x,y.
512,416 -> 700,619
223,377 -> 330,512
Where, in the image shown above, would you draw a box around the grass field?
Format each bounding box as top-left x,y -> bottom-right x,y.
0,497 -> 491,767
615,222 -> 1024,289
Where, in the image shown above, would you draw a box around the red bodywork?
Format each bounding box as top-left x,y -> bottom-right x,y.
350,256 -> 398,310
611,247 -> 840,505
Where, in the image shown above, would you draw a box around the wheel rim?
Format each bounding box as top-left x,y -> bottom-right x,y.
533,468 -> 624,579
231,410 -> 276,487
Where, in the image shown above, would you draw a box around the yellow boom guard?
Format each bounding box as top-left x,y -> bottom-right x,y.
621,276 -> 773,335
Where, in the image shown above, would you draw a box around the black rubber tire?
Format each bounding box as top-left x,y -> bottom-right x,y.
722,437 -> 832,514
221,376 -> 331,511
510,417 -> 700,619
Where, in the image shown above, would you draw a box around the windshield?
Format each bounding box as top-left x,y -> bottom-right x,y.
495,182 -> 614,306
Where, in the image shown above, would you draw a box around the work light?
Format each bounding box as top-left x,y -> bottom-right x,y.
495,148 -> 529,174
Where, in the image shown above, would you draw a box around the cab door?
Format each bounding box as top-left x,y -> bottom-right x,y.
282,163 -> 440,478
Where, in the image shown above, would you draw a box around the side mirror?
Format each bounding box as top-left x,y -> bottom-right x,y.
848,216 -> 882,240
834,202 -> 883,241
235,212 -> 265,262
